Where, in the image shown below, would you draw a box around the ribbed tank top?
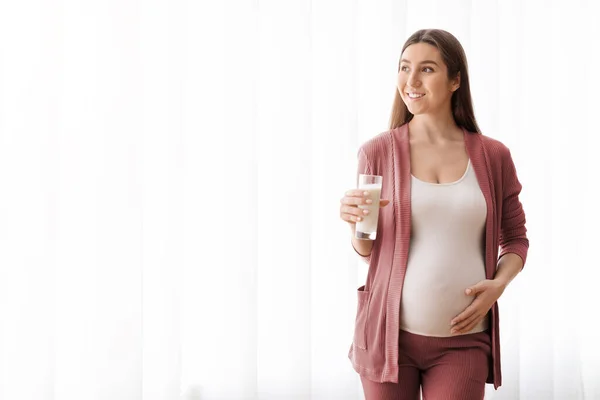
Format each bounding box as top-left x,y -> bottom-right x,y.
400,158 -> 489,337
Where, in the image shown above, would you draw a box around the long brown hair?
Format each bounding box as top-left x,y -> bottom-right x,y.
389,29 -> 481,135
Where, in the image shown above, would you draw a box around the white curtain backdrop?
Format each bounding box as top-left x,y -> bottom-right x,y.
0,0 -> 599,399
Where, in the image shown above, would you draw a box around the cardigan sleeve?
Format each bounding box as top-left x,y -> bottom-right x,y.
498,147 -> 529,270
351,147 -> 373,265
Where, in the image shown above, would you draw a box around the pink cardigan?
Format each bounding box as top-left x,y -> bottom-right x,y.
348,123 -> 529,389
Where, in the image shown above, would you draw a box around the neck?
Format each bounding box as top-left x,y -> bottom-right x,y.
408,113 -> 461,144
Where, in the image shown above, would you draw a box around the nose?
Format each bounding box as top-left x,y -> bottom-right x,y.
407,72 -> 421,88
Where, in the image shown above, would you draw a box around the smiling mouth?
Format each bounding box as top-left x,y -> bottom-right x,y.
406,93 -> 425,99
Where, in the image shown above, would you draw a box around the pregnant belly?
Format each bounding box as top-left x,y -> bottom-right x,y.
399,274 -> 489,337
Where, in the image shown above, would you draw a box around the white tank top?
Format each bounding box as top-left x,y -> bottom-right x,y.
400,159 -> 489,337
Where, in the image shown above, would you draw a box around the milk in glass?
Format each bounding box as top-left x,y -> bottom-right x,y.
355,175 -> 382,240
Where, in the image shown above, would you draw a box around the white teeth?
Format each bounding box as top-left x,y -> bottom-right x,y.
408,93 -> 424,98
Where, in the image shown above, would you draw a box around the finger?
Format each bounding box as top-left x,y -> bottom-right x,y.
461,318 -> 483,333
340,197 -> 365,206
342,191 -> 373,206
454,315 -> 482,334
452,312 -> 481,333
345,190 -> 369,197
380,199 -> 390,207
342,205 -> 369,218
342,212 -> 362,223
340,207 -> 364,222
451,306 -> 475,327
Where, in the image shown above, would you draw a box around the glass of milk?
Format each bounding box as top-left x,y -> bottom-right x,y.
355,174 -> 383,240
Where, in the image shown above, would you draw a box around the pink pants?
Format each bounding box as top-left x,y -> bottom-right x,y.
360,329 -> 492,400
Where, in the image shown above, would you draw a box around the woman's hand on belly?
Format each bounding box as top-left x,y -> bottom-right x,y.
449,279 -> 505,335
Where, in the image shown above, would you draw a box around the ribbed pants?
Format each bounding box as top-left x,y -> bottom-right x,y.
360,329 -> 491,400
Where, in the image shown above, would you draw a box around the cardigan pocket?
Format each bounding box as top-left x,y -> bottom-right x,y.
353,285 -> 370,350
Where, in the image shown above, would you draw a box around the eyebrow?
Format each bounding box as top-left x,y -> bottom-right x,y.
400,59 -> 440,67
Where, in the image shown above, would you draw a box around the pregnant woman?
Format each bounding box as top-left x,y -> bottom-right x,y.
339,29 -> 529,400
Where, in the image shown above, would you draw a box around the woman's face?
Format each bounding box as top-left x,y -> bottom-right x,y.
397,43 -> 459,116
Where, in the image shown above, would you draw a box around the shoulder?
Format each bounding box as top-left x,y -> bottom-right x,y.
357,128 -> 395,160
475,132 -> 520,179
478,133 -> 509,153
477,133 -> 512,161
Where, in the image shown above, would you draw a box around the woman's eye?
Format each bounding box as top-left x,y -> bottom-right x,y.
400,66 -> 433,73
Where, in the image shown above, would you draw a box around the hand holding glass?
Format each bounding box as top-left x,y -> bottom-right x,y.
355,174 -> 383,240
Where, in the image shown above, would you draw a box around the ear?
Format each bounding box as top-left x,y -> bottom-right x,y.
451,71 -> 461,92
